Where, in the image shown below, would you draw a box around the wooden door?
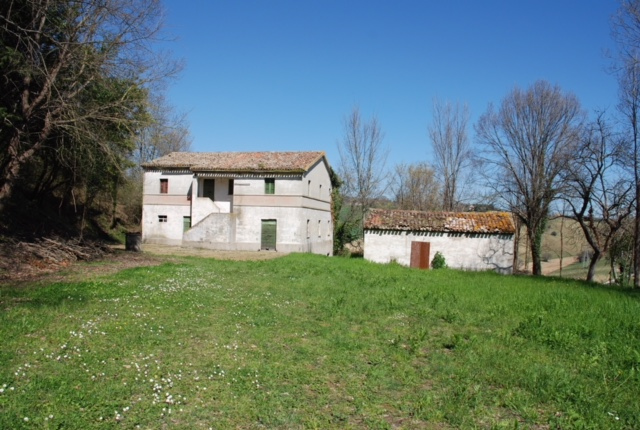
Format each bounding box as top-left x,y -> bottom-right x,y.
261,220 -> 277,250
410,241 -> 430,269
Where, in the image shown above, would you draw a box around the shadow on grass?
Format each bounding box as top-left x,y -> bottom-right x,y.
0,281 -> 90,310
518,272 -> 640,298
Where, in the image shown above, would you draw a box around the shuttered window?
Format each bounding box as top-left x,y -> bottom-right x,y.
265,178 -> 275,194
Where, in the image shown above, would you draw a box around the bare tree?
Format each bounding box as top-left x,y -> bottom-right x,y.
0,0 -> 181,213
428,99 -> 472,211
612,0 -> 640,287
337,106 -> 388,235
560,114 -> 634,282
475,80 -> 584,276
132,93 -> 192,177
392,162 -> 441,211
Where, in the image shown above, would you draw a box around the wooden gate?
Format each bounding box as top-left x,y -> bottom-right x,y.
261,220 -> 277,250
410,242 -> 430,269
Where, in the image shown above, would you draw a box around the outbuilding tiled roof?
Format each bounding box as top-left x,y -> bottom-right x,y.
142,151 -> 326,173
365,209 -> 516,234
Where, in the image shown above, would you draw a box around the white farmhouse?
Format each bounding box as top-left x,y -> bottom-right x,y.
141,151 -> 333,255
364,209 -> 515,273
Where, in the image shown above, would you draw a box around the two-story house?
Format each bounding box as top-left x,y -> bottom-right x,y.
141,151 -> 333,255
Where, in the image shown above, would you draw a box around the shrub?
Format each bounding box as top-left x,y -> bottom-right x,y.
431,251 -> 447,269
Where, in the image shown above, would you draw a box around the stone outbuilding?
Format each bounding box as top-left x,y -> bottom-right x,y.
364,209 -> 516,274
141,151 -> 333,255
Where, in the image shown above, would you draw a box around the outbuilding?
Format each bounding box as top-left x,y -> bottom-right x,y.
364,209 -> 516,273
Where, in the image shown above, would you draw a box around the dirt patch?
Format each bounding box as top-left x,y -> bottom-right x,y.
138,243 -> 286,261
0,240 -> 286,285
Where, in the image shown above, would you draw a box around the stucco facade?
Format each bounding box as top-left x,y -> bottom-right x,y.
141,151 -> 333,255
364,209 -> 515,274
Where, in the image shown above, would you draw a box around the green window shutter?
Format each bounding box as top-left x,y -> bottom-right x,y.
265,178 -> 275,194
261,220 -> 277,250
183,216 -> 191,232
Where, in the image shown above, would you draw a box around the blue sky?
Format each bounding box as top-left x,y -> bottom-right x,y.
160,0 -> 621,170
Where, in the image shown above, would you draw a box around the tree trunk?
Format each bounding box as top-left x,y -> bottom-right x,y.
635,180 -> 640,287
0,115 -> 51,213
0,135 -> 28,212
587,251 -> 602,283
527,226 -> 543,276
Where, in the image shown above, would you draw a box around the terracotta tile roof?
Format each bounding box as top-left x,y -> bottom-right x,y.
142,151 -> 326,173
364,209 -> 516,234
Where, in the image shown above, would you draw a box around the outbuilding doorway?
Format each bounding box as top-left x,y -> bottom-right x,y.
410,241 -> 430,269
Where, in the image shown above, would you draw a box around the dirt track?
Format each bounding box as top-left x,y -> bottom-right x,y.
537,257 -> 578,275
128,243 -> 286,261
0,242 -> 287,285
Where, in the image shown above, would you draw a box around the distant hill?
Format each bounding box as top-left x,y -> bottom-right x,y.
517,217 -> 591,271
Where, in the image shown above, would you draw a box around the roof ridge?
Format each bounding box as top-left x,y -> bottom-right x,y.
365,209 -> 515,234
141,151 -> 327,173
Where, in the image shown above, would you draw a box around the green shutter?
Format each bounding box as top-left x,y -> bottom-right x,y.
183,216 -> 191,232
261,220 -> 277,250
264,178 -> 275,194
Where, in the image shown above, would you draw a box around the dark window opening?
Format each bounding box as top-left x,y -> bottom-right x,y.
159,215 -> 168,223
228,179 -> 234,195
203,179 -> 215,200
160,179 -> 168,194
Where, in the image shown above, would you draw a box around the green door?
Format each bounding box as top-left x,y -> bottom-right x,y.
261,220 -> 277,250
183,216 -> 191,232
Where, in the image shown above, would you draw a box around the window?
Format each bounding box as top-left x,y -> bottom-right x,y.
228,179 -> 234,195
265,178 -> 275,194
160,179 -> 168,194
158,215 -> 167,223
203,179 -> 215,200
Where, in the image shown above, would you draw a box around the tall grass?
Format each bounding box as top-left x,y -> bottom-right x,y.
1,254 -> 639,429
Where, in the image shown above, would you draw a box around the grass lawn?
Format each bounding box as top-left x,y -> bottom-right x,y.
1,254 -> 639,429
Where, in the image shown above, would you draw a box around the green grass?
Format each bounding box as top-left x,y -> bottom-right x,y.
1,254 -> 639,429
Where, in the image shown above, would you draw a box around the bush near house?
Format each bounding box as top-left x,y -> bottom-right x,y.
1,254 -> 639,429
431,251 -> 447,269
